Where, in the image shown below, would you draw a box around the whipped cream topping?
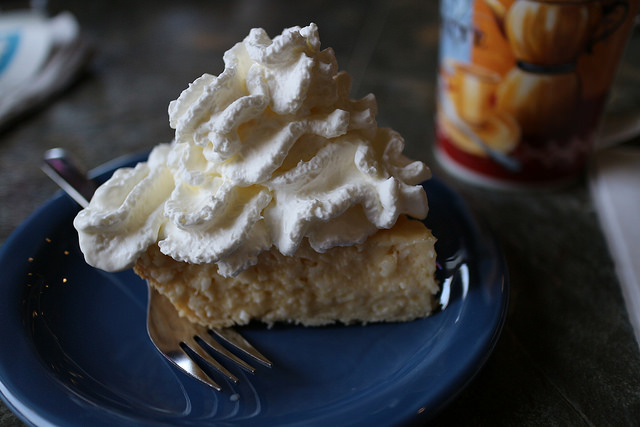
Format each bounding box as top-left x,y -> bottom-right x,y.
74,23 -> 431,277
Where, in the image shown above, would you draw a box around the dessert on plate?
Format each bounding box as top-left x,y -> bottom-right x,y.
74,23 -> 438,328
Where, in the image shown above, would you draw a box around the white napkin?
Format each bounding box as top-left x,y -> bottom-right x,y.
0,10 -> 92,130
589,147 -> 640,348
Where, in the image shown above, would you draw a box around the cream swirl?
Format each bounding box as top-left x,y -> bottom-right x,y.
74,23 -> 430,277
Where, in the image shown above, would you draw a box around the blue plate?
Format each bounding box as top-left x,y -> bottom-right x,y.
0,153 -> 508,426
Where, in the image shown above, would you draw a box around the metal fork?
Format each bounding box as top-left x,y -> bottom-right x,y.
42,148 -> 272,391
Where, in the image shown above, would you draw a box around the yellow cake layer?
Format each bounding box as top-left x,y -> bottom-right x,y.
134,215 -> 438,328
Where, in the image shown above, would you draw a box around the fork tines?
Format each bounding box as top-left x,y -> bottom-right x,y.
178,326 -> 273,391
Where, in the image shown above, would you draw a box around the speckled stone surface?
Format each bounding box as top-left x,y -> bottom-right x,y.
1,1 -> 639,425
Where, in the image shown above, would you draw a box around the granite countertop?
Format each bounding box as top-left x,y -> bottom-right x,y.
1,1 -> 639,425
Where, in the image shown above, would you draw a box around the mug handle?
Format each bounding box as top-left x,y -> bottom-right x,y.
596,12 -> 640,149
589,0 -> 630,51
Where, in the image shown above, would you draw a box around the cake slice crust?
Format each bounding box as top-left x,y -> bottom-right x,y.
134,215 -> 438,328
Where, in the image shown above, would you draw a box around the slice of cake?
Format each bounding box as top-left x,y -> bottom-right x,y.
74,23 -> 439,328
134,215 -> 437,328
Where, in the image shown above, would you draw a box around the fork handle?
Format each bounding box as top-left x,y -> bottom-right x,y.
41,148 -> 97,207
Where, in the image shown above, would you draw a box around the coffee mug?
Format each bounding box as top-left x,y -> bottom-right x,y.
436,0 -> 640,188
